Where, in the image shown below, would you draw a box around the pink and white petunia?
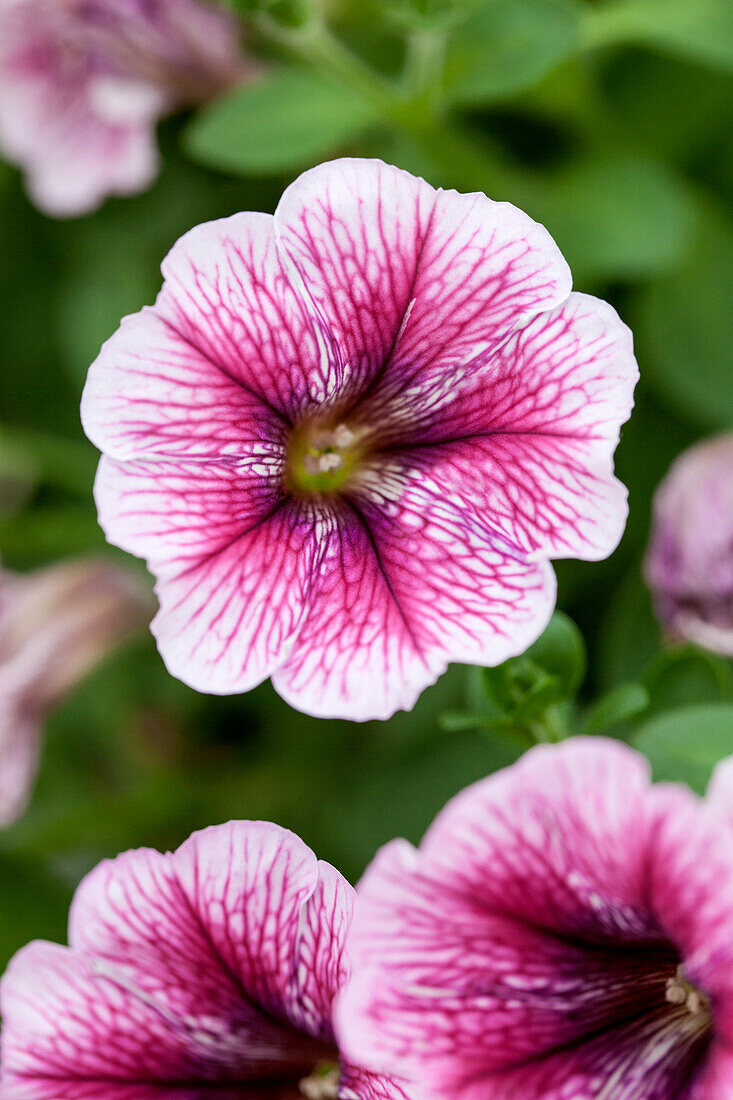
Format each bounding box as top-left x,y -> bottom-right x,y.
0,821 -> 410,1100
0,557 -> 150,825
336,737 -> 733,1099
81,158 -> 638,720
0,0 -> 250,217
644,433 -> 733,657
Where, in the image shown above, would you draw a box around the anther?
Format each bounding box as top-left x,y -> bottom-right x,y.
665,966 -> 709,1016
299,1065 -> 340,1100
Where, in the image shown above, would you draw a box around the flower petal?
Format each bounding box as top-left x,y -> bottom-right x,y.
272,477 -> 555,720
0,940 -> 243,1085
337,740 -> 669,1091
152,212 -> 342,423
94,456 -> 319,694
396,293 -> 637,560
0,1084 -> 299,1100
67,824 -> 346,1046
169,823 -> 352,1045
1,826 -> 356,1095
81,309 -> 284,463
691,1048 -> 733,1100
645,783 -> 733,1042
274,158 -> 571,407
339,1064 -> 412,1100
425,1006 -> 713,1100
0,706 -> 39,826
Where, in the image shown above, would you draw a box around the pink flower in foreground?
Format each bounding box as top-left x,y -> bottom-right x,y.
0,557 -> 150,825
337,738 -> 733,1099
645,434 -> 733,657
0,0 -> 249,216
81,158 -> 638,721
0,821 -> 409,1100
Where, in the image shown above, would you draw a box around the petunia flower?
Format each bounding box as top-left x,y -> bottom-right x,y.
0,557 -> 150,825
0,820 -> 410,1100
81,158 -> 638,721
644,433 -> 733,657
336,737 -> 733,1099
0,0 -> 251,217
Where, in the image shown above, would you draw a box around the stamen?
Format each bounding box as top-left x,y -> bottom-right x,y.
303,451 -> 345,475
286,419 -> 368,495
299,1063 -> 340,1099
665,965 -> 709,1016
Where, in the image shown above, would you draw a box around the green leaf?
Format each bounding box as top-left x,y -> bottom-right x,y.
602,52 -> 733,166
633,704 -> 733,793
478,613 -> 585,721
633,205 -> 733,429
523,611 -> 587,697
585,0 -> 733,73
642,645 -> 733,716
582,683 -> 650,735
439,711 -> 493,733
444,0 -> 583,105
597,566 -> 662,691
530,153 -> 696,282
0,853 -> 71,971
0,504 -> 105,565
185,68 -> 379,175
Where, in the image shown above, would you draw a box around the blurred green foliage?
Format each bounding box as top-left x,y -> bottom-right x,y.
1,0 -> 732,969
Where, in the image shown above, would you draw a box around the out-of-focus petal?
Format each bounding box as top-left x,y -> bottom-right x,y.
0,708 -> 40,826
705,755 -> 733,829
67,824 -> 347,1054
0,0 -> 249,217
170,823 -> 352,1044
338,1064 -> 412,1100
337,741 -> 670,1090
644,434 -> 733,656
0,558 -> 150,824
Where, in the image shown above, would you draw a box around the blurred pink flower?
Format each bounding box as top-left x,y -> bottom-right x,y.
81,158 -> 638,721
0,0 -> 250,216
0,820 -> 410,1100
0,557 -> 150,824
645,434 -> 733,657
337,738 -> 733,1099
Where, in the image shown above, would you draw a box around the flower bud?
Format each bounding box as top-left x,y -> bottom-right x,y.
644,434 -> 733,656
0,558 -> 151,824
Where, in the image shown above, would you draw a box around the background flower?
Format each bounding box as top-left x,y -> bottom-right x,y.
81,157 -> 637,721
0,820 -> 409,1099
337,739 -> 733,1099
0,557 -> 150,825
0,0 -> 250,216
644,434 -> 733,657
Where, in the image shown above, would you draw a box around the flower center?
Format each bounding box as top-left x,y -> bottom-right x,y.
665,966 -> 711,1021
298,1062 -> 340,1099
286,420 -> 366,496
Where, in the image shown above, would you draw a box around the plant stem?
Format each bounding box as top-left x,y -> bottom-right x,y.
256,14 -> 401,115
256,12 -> 516,195
528,705 -> 569,744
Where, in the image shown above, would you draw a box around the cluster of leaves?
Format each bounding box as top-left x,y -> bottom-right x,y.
0,0 -> 732,971
443,612 -> 733,795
